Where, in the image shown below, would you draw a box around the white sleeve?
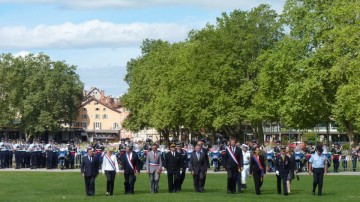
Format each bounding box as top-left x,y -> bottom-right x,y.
114,156 -> 120,172
102,158 -> 106,174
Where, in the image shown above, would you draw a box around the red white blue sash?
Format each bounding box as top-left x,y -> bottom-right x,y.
126,153 -> 135,172
226,146 -> 239,166
105,154 -> 116,171
253,155 -> 264,178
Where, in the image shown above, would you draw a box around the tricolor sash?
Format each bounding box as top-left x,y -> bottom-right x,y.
253,155 -> 264,178
126,153 -> 136,172
105,154 -> 116,171
226,146 -> 239,166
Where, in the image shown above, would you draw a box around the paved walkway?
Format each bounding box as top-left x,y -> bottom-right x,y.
1,168 -> 360,175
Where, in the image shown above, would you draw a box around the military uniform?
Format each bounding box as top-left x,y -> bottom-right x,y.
0,139 -> 5,168
164,144 -> 182,193
176,144 -> 188,191
331,143 -> 341,173
275,147 -> 291,195
68,142 -> 77,169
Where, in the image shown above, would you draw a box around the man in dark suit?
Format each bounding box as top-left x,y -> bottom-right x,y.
81,148 -> 99,196
176,143 -> 188,191
197,140 -> 210,185
164,143 -> 182,193
224,139 -> 243,194
120,144 -> 141,194
189,144 -> 208,192
275,146 -> 290,196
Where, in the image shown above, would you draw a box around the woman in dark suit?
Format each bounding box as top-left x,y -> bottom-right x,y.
250,146 -> 266,195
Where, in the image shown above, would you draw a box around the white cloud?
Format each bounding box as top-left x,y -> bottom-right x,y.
0,0 -> 285,11
0,20 -> 191,49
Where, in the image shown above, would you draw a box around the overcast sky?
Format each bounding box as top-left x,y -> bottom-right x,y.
0,0 -> 286,97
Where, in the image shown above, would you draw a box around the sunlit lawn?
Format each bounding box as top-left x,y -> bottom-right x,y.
0,171 -> 359,202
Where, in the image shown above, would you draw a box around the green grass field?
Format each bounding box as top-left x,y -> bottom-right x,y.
0,171 -> 359,202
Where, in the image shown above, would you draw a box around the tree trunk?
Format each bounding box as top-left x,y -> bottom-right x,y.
161,129 -> 170,148
344,121 -> 355,146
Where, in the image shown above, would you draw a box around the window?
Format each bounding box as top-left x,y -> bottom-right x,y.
95,108 -> 100,111
82,122 -> 87,128
82,114 -> 87,119
95,114 -> 100,119
102,114 -> 108,119
94,102 -> 98,105
103,108 -> 106,111
94,122 -> 102,129
113,122 -> 119,129
83,108 -> 87,111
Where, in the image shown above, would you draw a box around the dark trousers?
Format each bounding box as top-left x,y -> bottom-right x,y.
333,159 -> 339,172
0,151 -> 5,168
4,151 -> 9,168
105,171 -> 116,195
312,168 -> 324,195
20,151 -> 25,168
236,172 -> 242,192
253,171 -> 263,195
46,151 -> 53,168
69,154 -> 75,168
352,158 -> 357,171
167,172 -> 179,192
52,152 -> 58,168
7,151 -> 12,167
25,152 -> 31,167
178,168 -> 186,189
124,174 -> 136,194
15,151 -> 21,168
227,166 -> 238,193
84,175 -> 96,196
192,171 -> 205,192
36,151 -> 41,168
30,152 -> 37,168
276,173 -> 288,195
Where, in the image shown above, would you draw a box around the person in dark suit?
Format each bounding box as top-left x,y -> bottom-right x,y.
81,148 -> 99,196
224,139 -> 243,194
189,144 -> 208,192
176,143 -> 188,191
120,144 -> 141,194
275,146 -> 291,196
197,140 -> 210,185
250,146 -> 266,195
164,143 -> 182,193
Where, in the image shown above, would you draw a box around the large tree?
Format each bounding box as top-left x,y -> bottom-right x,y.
0,53 -> 84,140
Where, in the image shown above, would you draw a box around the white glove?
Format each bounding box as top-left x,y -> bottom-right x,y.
180,170 -> 182,175
276,170 -> 279,176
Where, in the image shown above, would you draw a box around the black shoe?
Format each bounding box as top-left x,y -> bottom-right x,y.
227,190 -> 231,194
284,193 -> 288,196
318,193 -> 322,196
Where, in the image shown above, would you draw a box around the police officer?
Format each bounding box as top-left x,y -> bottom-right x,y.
176,143 -> 188,191
68,140 -> 77,169
19,140 -> 26,168
0,138 -> 5,168
13,140 -> 21,169
40,141 -> 46,168
308,145 -> 328,196
29,140 -> 38,169
45,140 -> 53,169
331,143 -> 341,173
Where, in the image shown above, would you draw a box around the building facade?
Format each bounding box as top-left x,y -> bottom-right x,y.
58,87 -> 131,143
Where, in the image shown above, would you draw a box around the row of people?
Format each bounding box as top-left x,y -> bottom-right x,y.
80,138 -> 328,197
0,138 -> 78,169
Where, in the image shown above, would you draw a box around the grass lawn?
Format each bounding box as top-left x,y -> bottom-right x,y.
0,171 -> 359,202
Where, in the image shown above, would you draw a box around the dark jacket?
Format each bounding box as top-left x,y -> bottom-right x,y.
189,151 -> 207,174
81,155 -> 99,177
224,146 -> 243,169
164,150 -> 181,173
275,155 -> 291,175
250,154 -> 266,175
200,147 -> 210,169
120,151 -> 141,174
177,149 -> 188,169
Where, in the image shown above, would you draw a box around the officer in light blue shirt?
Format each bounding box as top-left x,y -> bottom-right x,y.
308,145 -> 327,196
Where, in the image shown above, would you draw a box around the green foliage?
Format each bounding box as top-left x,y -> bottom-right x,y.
303,132 -> 316,142
0,53 -> 83,139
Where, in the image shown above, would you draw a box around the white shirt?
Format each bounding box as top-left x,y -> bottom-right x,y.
243,150 -> 251,165
102,154 -> 120,174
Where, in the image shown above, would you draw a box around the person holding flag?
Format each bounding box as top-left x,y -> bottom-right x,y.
250,146 -> 266,195
120,144 -> 141,194
102,146 -> 120,196
224,139 -> 243,194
